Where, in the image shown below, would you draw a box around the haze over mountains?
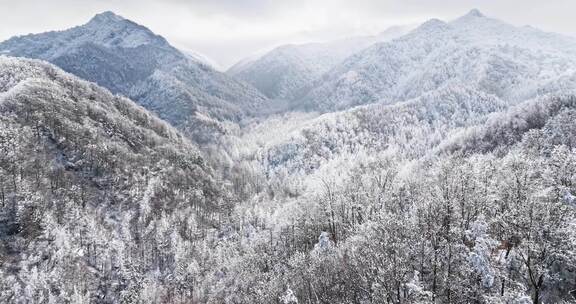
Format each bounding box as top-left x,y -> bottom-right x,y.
1,8 -> 575,304
228,25 -> 413,101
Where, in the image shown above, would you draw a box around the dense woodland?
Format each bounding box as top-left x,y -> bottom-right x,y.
0,8 -> 575,304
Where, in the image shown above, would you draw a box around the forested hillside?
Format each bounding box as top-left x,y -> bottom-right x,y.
0,57 -> 231,303
197,82 -> 576,304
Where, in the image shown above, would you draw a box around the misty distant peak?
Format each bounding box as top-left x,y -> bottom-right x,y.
88,11 -> 126,25
415,18 -> 450,33
451,8 -> 498,27
451,9 -> 490,23
466,8 -> 485,18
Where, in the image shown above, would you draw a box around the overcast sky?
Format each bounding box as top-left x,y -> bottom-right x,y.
0,0 -> 574,69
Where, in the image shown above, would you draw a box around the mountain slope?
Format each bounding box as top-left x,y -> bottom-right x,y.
246,86 -> 506,178
298,9 -> 576,112
227,26 -> 411,101
0,11 -> 268,143
0,56 -> 228,303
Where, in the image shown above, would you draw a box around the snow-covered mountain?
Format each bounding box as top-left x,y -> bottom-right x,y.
0,56 -> 228,303
227,26 -> 412,101
0,11 -> 268,143
297,9 -> 576,112
2,8 -> 576,304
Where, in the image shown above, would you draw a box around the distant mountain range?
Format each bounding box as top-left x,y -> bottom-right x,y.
295,9 -> 576,112
228,25 -> 412,101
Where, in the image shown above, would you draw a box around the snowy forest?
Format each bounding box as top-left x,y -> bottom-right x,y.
0,6 -> 575,304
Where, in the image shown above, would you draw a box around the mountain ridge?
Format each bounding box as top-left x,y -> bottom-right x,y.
295,9 -> 576,112
0,11 -> 268,144
227,25 -> 413,101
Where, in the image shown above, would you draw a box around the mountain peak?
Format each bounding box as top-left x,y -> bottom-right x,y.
89,11 -> 125,25
466,8 -> 485,18
415,18 -> 450,33
81,11 -> 171,48
452,9 -> 494,27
